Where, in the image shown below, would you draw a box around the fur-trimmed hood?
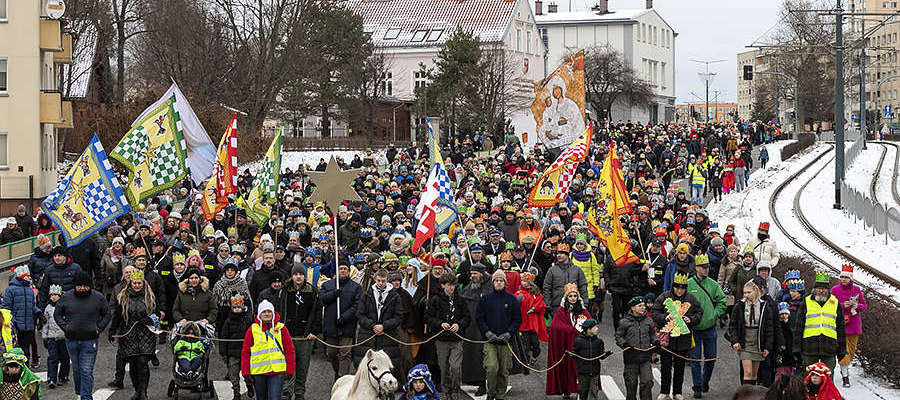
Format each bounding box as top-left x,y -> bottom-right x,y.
178,275 -> 210,293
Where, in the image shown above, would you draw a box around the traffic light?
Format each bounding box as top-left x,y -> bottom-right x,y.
743,65 -> 753,80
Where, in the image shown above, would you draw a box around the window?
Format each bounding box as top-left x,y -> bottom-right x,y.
642,24 -> 646,42
426,29 -> 442,41
0,58 -> 6,92
379,72 -> 392,96
661,62 -> 666,86
526,31 -> 532,53
0,133 -> 7,168
384,28 -> 401,40
411,30 -> 427,42
414,70 -> 428,90
516,28 -> 522,51
0,0 -> 6,21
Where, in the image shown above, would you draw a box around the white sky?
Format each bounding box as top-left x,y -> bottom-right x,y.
556,0 -> 784,103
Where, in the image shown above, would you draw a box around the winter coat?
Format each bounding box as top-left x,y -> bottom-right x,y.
41,302 -> 65,339
793,295 -> 847,358
650,290 -> 702,352
571,333 -> 605,376
727,298 -> 776,354
217,308 -> 252,358
65,238 -> 101,283
320,277 -> 362,338
137,268 -> 167,314
240,313 -> 295,377
27,248 -> 53,282
571,247 -> 603,299
14,214 -> 36,238
100,250 -> 124,297
685,275 -> 727,331
615,311 -> 657,364
173,277 -> 217,324
109,287 -> 158,357
726,264 -> 757,303
717,258 -> 741,305
53,289 -> 110,340
0,226 -> 25,244
830,283 -> 866,335
39,260 -> 82,309
543,261 -> 588,309
607,261 -> 639,296
774,319 -> 797,368
476,288 -> 521,336
424,290 -> 471,342
263,282 -> 321,338
356,285 -> 405,353
2,277 -> 39,331
515,289 -> 548,341
744,236 -> 780,266
662,256 -> 694,293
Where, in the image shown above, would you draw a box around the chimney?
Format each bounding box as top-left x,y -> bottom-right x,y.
535,0 -> 543,15
548,2 -> 558,13
593,0 -> 608,14
646,0 -> 653,9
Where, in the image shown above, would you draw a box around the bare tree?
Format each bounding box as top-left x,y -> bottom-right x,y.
110,0 -> 149,102
579,46 -> 654,121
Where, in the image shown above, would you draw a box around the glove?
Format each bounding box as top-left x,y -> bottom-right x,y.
498,332 -> 511,343
527,307 -> 535,314
599,350 -> 613,360
485,331 -> 498,343
334,288 -> 343,298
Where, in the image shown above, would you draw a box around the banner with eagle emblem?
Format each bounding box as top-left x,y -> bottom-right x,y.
42,134 -> 131,246
587,140 -> 640,266
110,95 -> 188,206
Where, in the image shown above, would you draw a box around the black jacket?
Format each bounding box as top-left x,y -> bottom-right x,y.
615,311 -> 657,364
571,333 -> 605,376
792,294 -> 846,358
217,309 -> 252,358
39,260 -> 83,309
54,289 -> 111,340
356,286 -> 405,352
263,282 -> 322,338
424,290 -> 472,342
650,290 -> 702,352
727,298 -> 776,354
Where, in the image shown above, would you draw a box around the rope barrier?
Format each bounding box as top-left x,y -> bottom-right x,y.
113,321 -> 764,368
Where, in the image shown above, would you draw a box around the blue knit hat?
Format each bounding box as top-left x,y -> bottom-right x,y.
778,302 -> 790,314
403,364 -> 438,396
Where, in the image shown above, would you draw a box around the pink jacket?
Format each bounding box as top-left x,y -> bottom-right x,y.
830,283 -> 867,335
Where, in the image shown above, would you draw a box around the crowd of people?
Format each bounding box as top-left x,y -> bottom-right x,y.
0,120 -> 867,400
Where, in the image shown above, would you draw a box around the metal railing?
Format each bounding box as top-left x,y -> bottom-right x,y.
0,231 -> 60,269
841,135 -> 900,243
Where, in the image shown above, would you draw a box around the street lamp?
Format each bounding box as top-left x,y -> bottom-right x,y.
690,59 -> 727,123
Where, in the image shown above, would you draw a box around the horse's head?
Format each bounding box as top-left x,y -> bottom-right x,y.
364,349 -> 397,395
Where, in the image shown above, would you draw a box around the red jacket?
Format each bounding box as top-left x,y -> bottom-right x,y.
240,312 -> 296,376
515,289 -> 548,341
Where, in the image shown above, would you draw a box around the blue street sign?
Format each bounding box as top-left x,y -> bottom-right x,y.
885,105 -> 893,118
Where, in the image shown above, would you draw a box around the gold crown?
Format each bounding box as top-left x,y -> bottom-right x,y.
130,270 -> 145,282
673,272 -> 689,286
521,272 -> 536,282
172,253 -> 185,265
564,283 -> 579,296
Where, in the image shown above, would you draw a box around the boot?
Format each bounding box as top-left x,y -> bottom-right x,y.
475,385 -> 487,396
842,376 -> 850,388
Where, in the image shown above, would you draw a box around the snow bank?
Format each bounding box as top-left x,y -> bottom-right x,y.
240,149 -> 388,174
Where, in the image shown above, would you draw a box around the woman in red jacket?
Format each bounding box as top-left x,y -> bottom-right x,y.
241,300 -> 295,400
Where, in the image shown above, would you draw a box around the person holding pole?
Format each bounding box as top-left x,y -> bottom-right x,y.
320,263 -> 361,381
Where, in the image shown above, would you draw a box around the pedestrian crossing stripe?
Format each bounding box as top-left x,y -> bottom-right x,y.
213,379 -> 248,400
602,375 -> 626,400
461,385 -> 511,400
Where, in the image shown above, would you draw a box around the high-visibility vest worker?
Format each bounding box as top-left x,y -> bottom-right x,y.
1,308 -> 13,351
803,294 -> 839,340
248,322 -> 287,375
689,163 -> 706,186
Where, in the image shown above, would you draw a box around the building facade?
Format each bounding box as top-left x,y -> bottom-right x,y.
535,0 -> 676,124
849,0 -> 900,129
675,102 -> 737,123
0,0 -> 72,213
736,49 -> 792,124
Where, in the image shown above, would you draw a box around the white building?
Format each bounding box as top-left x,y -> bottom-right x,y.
534,0 -> 676,123
346,0 -> 547,140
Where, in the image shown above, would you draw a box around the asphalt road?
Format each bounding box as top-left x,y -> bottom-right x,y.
35,299 -> 744,400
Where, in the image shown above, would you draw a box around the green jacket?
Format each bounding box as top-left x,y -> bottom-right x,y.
686,275 -> 726,331
174,339 -> 205,362
0,347 -> 41,400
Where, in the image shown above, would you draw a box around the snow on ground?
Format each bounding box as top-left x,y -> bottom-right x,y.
240,149 -> 387,174
873,143 -> 900,210
844,144 -> 883,197
845,363 -> 900,400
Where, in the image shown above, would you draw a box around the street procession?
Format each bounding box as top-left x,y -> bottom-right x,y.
1,1 -> 899,400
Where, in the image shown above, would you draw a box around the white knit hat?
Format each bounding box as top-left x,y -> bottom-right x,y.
257,300 -> 275,319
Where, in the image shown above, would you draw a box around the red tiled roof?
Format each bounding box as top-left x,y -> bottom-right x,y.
346,0 -> 519,48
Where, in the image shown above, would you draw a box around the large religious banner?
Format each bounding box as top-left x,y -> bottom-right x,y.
511,50 -> 586,154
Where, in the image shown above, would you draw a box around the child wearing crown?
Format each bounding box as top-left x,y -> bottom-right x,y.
515,273 -> 547,367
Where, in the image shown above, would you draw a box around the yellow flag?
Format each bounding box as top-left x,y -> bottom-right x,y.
588,141 -> 640,266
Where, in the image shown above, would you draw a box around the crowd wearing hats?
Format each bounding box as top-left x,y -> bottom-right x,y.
0,119 -> 864,400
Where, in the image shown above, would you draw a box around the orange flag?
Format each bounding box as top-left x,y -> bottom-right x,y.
587,140 -> 640,266
201,114 -> 238,221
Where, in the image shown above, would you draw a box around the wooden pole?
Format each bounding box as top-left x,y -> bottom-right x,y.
333,206 -> 341,319
524,208 -> 550,272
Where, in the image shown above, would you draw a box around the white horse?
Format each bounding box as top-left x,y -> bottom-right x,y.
331,349 -> 398,400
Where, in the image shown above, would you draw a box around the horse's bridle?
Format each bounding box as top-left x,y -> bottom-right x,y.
366,357 -> 394,399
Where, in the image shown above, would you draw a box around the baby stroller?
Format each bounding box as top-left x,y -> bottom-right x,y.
167,321 -> 214,398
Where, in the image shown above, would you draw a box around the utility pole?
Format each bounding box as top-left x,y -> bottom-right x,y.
690,59 -> 726,123
835,0 -> 845,209
860,5 -> 868,150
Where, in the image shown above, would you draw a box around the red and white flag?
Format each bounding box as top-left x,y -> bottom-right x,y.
201,114 -> 238,221
412,165 -> 441,253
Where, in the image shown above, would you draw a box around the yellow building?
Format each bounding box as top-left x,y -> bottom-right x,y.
0,0 -> 73,214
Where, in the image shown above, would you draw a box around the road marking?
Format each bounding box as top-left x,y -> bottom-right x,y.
653,367 -> 661,383
93,388 -> 117,400
214,379 -> 248,400
460,384 -> 511,400
601,375 -> 626,400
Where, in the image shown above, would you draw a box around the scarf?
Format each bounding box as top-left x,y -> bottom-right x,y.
107,247 -> 123,264
571,249 -> 592,262
213,274 -> 249,307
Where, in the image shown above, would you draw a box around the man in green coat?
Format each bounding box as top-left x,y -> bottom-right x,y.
0,347 -> 41,400
686,254 -> 726,398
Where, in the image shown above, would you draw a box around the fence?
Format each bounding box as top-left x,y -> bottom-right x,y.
840,134 -> 900,242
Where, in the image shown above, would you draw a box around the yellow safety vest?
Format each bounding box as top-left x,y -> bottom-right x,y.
803,295 -> 838,340
689,164 -> 706,186
1,309 -> 13,351
249,322 -> 287,375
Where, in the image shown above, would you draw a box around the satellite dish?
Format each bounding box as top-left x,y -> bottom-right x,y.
46,0 -> 66,20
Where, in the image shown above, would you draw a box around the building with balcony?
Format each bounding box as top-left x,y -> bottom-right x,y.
534,0 -> 676,123
0,1 -> 73,214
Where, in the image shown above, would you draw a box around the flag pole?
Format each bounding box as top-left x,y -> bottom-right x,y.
524,207 -> 550,273
455,213 -> 473,265
333,205 -> 341,319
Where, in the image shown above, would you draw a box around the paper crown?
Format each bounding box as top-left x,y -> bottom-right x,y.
521,272 -> 536,282
673,272 -> 689,286
505,241 -> 516,250
230,295 -> 245,307
130,270 -> 145,282
758,222 -> 770,232
787,279 -> 805,291
814,270 -> 830,285
563,283 -> 579,296
784,269 -> 801,281
654,225 -> 668,237
132,247 -> 148,258
172,253 -> 186,265
575,233 -> 588,243
778,302 -> 790,314
840,264 -> 854,278
499,252 -> 513,261
694,254 -> 709,266
556,243 -> 571,253
49,284 -> 63,295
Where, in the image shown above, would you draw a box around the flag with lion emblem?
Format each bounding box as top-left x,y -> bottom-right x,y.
110,95 -> 188,206
42,134 -> 131,246
587,140 -> 640,266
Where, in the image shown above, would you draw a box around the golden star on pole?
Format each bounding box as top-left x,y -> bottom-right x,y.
306,155 -> 362,206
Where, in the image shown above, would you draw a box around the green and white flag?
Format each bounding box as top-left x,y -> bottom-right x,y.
244,127 -> 283,226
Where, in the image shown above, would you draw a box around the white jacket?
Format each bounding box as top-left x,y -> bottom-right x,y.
745,236 -> 780,266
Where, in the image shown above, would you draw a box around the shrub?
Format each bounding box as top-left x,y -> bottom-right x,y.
780,132 -> 816,161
